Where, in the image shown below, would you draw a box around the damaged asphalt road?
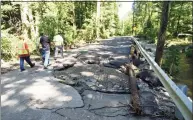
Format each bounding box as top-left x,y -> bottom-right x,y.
1,37 -> 176,120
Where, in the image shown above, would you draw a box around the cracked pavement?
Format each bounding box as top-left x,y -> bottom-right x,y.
1,37 -> 175,120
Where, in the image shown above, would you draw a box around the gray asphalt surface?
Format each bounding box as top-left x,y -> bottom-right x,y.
1,37 -> 174,120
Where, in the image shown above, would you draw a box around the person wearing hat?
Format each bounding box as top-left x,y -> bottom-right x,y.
16,35 -> 35,72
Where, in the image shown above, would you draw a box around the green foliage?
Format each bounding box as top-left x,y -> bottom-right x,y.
132,2 -> 192,42
132,2 -> 161,41
39,14 -> 57,39
168,2 -> 192,37
100,2 -> 119,38
185,48 -> 192,58
162,46 -> 181,76
74,2 -> 96,29
82,17 -> 97,42
115,24 -> 124,36
1,30 -> 19,60
1,2 -> 21,34
123,20 -> 132,35
1,1 -> 120,61
64,25 -> 75,45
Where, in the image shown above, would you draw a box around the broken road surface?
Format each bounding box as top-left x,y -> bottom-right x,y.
1,37 -> 176,120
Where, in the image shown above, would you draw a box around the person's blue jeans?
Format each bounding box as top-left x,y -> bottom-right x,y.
20,56 -> 33,71
41,50 -> 50,67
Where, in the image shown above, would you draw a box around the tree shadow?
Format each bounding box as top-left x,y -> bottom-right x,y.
1,66 -> 83,120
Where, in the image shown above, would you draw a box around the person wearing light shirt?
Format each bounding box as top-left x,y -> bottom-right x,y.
53,33 -> 64,60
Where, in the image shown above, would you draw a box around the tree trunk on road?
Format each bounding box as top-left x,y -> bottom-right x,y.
126,63 -> 142,115
155,1 -> 170,66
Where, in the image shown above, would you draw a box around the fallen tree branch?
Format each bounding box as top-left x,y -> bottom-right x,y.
125,63 -> 142,115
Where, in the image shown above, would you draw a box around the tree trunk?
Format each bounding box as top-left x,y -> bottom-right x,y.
125,63 -> 142,115
175,2 -> 183,37
142,3 -> 147,33
20,3 -> 29,38
169,62 -> 173,75
20,2 -> 36,40
155,1 -> 170,66
73,3 -> 76,41
34,12 -> 40,37
96,0 -> 100,39
27,5 -> 36,40
132,2 -> 135,35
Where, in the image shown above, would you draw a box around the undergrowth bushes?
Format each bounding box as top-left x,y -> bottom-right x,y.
162,45 -> 180,76
1,30 -> 19,61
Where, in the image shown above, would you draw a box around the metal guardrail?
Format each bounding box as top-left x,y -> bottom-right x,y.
132,37 -> 193,120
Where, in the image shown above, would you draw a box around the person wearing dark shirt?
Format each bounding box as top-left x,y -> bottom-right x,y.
38,33 -> 43,62
40,34 -> 50,69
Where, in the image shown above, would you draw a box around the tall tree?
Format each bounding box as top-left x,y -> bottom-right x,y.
155,1 -> 170,65
96,0 -> 100,39
27,4 -> 36,39
20,2 -> 29,38
20,2 -> 36,40
132,2 -> 135,35
175,2 -> 183,36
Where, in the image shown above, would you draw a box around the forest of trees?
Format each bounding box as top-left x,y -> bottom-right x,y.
1,1 -> 192,65
1,1 -> 120,60
121,1 -> 192,40
121,1 -> 192,76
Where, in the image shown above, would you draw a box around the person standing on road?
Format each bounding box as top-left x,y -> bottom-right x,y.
53,33 -> 64,60
37,33 -> 44,62
40,33 -> 51,69
16,35 -> 35,72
